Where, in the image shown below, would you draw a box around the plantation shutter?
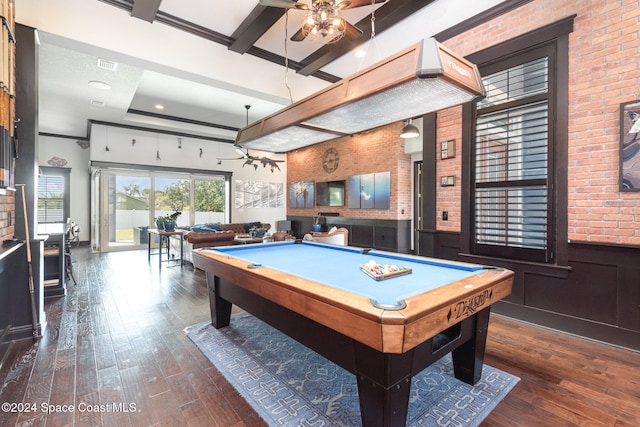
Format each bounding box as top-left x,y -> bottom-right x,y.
473,56 -> 551,262
38,171 -> 68,223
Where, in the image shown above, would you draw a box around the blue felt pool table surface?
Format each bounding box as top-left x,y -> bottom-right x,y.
204,240 -> 485,308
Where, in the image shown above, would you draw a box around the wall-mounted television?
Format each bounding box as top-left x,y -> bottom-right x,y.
315,180 -> 345,207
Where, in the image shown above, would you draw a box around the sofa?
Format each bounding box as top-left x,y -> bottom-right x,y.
171,222 -> 271,266
303,227 -> 349,246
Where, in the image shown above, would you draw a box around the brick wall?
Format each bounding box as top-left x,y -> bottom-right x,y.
287,122 -> 412,221
437,0 -> 640,245
436,106 -> 463,231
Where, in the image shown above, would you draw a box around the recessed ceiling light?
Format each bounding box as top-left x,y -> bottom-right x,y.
88,80 -> 111,90
155,104 -> 164,110
355,49 -> 366,58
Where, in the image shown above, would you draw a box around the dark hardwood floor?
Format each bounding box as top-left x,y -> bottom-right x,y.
1,247 -> 639,426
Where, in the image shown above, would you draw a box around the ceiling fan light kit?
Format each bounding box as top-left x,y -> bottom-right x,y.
236,38 -> 485,153
262,0 -> 380,43
301,0 -> 347,44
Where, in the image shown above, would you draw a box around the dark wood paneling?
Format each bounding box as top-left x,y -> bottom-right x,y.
416,229 -> 435,257
0,240 -> 45,349
430,230 -> 640,351
619,265 -> 640,331
525,261 -> 617,324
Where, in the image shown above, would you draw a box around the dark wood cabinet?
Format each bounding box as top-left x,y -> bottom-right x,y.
351,225 -> 374,248
374,226 -> 397,252
38,223 -> 68,298
287,216 -> 411,253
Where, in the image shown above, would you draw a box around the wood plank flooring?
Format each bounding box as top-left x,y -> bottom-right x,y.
1,247 -> 639,426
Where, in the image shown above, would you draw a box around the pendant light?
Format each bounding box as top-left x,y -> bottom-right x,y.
400,119 -> 420,139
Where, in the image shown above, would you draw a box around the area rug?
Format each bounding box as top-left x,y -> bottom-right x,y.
186,312 -> 519,427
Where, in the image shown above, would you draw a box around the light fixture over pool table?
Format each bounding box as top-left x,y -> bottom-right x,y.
235,37 -> 485,153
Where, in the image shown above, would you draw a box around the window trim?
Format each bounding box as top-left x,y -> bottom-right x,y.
461,16 -> 573,266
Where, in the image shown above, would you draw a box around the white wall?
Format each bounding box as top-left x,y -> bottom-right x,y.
38,135 -> 91,242
39,124 -> 288,243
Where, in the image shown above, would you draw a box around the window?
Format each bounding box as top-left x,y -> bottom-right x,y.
38,167 -> 70,224
473,53 -> 552,261
471,44 -> 557,263
463,17 -> 572,266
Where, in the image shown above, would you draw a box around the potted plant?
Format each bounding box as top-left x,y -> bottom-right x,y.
312,213 -> 322,232
155,211 -> 181,231
155,215 -> 169,231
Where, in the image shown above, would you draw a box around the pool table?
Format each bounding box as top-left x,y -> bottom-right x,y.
192,240 -> 514,427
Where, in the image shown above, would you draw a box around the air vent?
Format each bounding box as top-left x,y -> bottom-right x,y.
96,58 -> 118,71
90,100 -> 105,107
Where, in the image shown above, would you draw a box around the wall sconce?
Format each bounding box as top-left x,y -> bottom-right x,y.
400,119 -> 420,139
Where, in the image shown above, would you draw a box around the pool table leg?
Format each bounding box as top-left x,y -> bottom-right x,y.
451,307 -> 491,385
353,342 -> 414,427
206,272 -> 232,328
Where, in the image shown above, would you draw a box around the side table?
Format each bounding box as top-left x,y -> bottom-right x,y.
148,229 -> 186,269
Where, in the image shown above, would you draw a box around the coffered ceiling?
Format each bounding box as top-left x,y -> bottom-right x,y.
15,0 -> 508,148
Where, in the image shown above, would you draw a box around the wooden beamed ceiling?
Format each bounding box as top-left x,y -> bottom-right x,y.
101,0 -> 434,81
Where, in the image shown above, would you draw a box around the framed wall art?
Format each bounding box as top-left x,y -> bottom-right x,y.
289,180 -> 315,208
347,172 -> 390,209
620,100 -> 640,191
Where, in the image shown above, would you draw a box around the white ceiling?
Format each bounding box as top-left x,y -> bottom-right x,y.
15,0 -> 505,148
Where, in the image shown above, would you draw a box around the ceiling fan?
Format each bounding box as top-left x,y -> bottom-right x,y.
220,146 -> 286,172
217,106 -> 285,172
260,0 -> 387,43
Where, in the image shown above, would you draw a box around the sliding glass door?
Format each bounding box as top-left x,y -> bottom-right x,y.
106,172 -> 151,249
194,178 -> 227,224
154,175 -> 190,228
94,166 -> 230,252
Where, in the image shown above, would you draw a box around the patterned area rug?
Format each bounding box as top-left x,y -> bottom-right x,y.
186,312 -> 519,427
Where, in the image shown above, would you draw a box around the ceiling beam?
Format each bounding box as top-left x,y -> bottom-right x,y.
229,4 -> 287,54
297,0 -> 436,76
131,0 -> 162,23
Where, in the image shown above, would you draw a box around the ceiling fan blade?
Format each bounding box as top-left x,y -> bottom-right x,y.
259,0 -> 308,9
344,20 -> 363,40
233,145 -> 248,158
345,0 -> 387,8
